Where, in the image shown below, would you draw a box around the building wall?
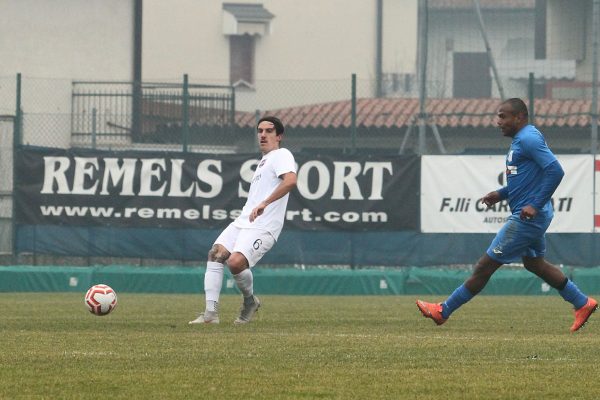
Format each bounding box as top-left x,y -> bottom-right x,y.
382,1 -> 418,74
0,0 -> 134,147
0,0 -> 133,80
546,0 -> 586,63
1,0 -> 419,144
142,0 -> 418,111
546,0 -> 596,97
143,0 -> 417,80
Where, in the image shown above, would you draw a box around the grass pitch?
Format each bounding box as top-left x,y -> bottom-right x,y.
1,293 -> 599,399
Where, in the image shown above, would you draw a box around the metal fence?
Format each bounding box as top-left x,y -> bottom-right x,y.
5,73 -> 599,156
71,78 -> 236,150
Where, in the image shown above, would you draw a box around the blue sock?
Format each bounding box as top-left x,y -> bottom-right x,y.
442,284 -> 474,319
558,280 -> 588,310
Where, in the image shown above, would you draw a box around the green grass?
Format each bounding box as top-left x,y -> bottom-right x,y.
1,293 -> 599,399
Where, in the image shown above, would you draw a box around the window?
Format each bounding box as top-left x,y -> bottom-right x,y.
222,3 -> 274,88
453,52 -> 491,98
229,34 -> 255,87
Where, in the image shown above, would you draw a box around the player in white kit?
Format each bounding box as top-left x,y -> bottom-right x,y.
189,116 -> 297,324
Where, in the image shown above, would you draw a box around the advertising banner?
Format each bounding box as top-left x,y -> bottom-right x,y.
421,155 -> 594,233
16,146 -> 419,232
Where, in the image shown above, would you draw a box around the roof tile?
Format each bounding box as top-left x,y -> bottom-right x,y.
237,98 -> 596,130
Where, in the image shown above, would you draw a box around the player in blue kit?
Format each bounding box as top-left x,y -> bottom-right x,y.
417,98 -> 597,332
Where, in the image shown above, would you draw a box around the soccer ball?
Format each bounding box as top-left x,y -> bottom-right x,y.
85,284 -> 118,316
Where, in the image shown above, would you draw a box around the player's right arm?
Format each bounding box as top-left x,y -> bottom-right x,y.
482,190 -> 504,208
250,171 -> 297,222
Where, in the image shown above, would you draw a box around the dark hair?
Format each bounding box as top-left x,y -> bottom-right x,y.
257,116 -> 285,135
502,98 -> 529,118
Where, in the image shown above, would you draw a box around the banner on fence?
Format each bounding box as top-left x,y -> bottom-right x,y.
15,146 -> 419,232
421,155 -> 594,233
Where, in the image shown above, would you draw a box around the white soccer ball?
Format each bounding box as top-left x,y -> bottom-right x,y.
85,284 -> 118,316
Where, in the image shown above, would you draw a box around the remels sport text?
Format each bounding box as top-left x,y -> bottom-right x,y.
40,156 -> 393,201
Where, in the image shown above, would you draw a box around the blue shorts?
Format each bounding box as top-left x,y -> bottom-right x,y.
486,214 -> 552,264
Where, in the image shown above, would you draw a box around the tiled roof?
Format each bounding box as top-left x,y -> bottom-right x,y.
429,0 -> 534,10
236,98 -> 595,129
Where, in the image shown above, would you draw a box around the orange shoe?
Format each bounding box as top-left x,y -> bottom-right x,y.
416,300 -> 447,326
570,297 -> 598,332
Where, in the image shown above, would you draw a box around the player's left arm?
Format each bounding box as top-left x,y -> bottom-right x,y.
250,171 -> 297,222
520,134 -> 565,220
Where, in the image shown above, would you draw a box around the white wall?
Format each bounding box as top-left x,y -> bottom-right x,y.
547,0 -> 586,63
143,0 -> 418,81
142,0 -> 418,111
0,0 -> 134,147
142,0 -> 228,82
0,0 -> 133,80
546,0 -> 595,96
383,0 -> 418,74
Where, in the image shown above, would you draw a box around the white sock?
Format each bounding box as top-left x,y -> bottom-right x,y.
204,261 -> 224,312
233,268 -> 254,298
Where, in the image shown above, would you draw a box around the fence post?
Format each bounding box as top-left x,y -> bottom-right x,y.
351,73 -> 357,154
12,73 -> 22,263
14,73 -> 22,145
350,73 -> 357,268
528,72 -> 535,125
182,74 -> 190,152
132,80 -> 142,143
92,108 -> 97,149
592,0 -> 599,237
230,87 -> 236,126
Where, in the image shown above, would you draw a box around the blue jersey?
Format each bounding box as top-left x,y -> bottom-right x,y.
505,125 -> 557,218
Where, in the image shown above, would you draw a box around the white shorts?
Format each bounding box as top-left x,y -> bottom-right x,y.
214,223 -> 275,267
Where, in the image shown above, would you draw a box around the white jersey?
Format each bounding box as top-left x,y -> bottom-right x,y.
233,147 -> 296,240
